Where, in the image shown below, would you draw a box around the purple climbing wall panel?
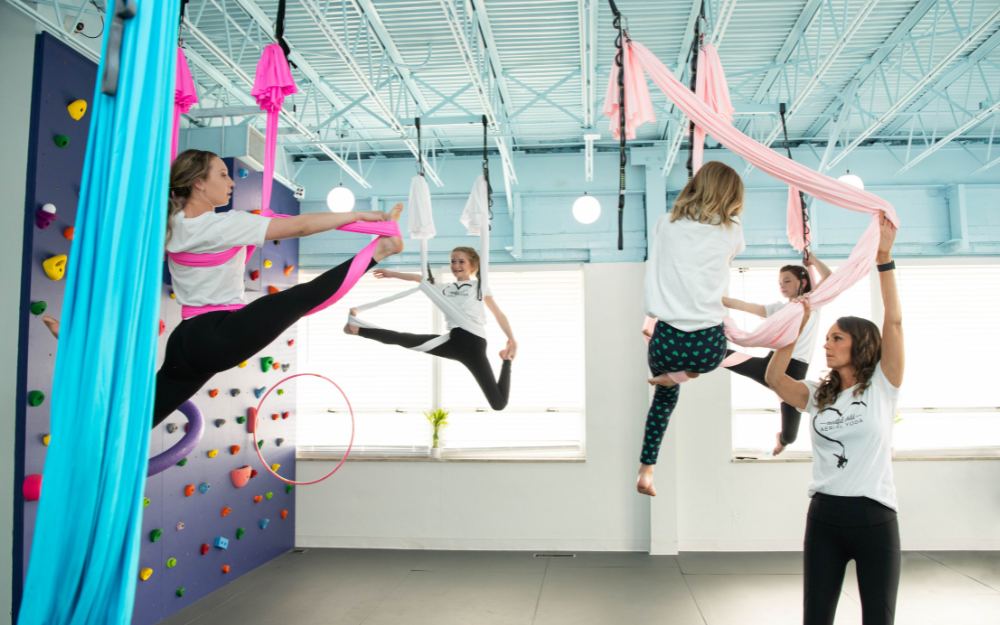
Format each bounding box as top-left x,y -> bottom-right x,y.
15,33 -> 299,625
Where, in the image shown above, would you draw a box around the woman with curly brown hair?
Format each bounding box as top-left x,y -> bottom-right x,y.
766,213 -> 903,625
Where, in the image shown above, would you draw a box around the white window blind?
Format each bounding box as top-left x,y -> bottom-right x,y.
296,267 -> 586,460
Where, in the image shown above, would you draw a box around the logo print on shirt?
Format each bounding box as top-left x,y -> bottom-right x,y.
446,283 -> 474,298
813,401 -> 866,469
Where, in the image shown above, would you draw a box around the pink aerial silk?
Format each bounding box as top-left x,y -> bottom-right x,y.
168,216 -> 400,319
606,40 -> 900,372
172,48 -> 199,161
252,44 -> 298,214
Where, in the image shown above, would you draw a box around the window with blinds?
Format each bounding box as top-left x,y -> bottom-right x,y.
296,266 -> 586,460
731,262 -> 1000,458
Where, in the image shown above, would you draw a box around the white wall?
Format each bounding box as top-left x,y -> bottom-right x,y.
296,262 -> 1000,553
0,5 -> 35,623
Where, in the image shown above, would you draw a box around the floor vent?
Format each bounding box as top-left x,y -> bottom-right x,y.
534,553 -> 576,558
291,549 -> 308,554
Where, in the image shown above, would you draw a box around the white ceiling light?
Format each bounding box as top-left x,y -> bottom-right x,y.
838,170 -> 864,190
572,193 -> 601,224
326,185 -> 355,212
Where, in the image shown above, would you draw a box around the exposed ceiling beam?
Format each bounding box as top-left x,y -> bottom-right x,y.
578,0 -> 597,129
469,0 -> 516,119
894,103 -> 1000,174
826,5 -> 1000,170
804,0 -> 937,138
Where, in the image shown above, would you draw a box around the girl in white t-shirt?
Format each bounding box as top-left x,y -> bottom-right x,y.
345,247 -> 516,410
766,213 -> 903,625
721,257 -> 831,456
638,162 -> 746,496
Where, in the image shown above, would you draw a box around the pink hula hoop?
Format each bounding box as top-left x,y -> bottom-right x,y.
252,373 -> 355,485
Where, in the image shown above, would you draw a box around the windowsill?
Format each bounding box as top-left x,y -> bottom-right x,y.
297,455 -> 586,463
733,452 -> 1000,463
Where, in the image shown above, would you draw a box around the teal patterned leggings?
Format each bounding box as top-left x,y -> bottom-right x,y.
641,321 -> 728,465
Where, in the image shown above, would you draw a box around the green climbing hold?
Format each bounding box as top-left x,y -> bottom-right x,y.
150,529 -> 163,543
30,301 -> 47,316
236,527 -> 245,539
261,356 -> 274,371
285,484 -> 294,494
177,458 -> 187,467
28,391 -> 45,407
236,416 -> 246,424
265,492 -> 273,500
257,440 -> 264,449
54,135 -> 69,148
167,558 -> 177,568
176,587 -> 185,597
143,497 -> 150,508
277,389 -> 284,396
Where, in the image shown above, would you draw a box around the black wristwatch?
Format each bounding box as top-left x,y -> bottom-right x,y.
876,260 -> 895,272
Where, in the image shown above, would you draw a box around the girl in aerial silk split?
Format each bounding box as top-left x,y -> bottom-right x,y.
151,149 -> 404,427
722,257 -> 832,456
344,245 -> 516,411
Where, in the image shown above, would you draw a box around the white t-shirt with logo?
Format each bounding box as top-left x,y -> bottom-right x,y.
166,210 -> 271,307
804,363 -> 901,511
439,280 -> 491,330
644,213 -> 745,332
765,300 -> 820,364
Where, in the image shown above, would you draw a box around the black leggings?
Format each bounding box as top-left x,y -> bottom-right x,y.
358,326 -> 511,411
153,255 -> 377,427
804,493 -> 901,625
725,350 -> 809,445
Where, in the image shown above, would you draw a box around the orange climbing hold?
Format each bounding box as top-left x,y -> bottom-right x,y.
209,389 -> 219,398
230,445 -> 241,455
281,509 -> 288,520
253,495 -> 262,503
268,286 -> 280,294
221,507 -> 232,517
272,362 -> 280,370
222,565 -> 230,574
271,413 -> 279,421
252,209 -> 262,215
63,226 -> 74,240
185,484 -> 195,497
284,265 -> 294,276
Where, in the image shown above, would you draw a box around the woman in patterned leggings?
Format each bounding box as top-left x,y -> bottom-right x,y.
637,162 -> 746,496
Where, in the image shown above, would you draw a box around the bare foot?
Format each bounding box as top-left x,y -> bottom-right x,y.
344,309 -> 360,335
373,203 -> 404,261
42,316 -> 60,339
637,464 -> 657,497
648,374 -> 677,387
772,432 -> 787,457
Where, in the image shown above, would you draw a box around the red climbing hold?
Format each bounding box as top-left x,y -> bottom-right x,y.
282,411 -> 290,420
159,319 -> 165,336
185,484 -> 195,497
231,465 -> 251,488
287,339 -> 295,346
209,389 -> 219,398
221,507 -> 232,517
250,469 -> 258,479
281,509 -> 289,520
268,286 -> 280,294
247,407 -> 257,434
23,474 -> 42,501
200,543 -> 210,555
250,270 -> 260,281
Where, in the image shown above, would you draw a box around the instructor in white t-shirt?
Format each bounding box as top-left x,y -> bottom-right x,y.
766,213 -> 903,625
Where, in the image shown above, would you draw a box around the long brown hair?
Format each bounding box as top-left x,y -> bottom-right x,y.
813,316 -> 882,410
670,161 -> 744,228
166,149 -> 217,244
451,247 -> 484,300
780,264 -> 812,295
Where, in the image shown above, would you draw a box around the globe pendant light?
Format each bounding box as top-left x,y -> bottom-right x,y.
573,193 -> 601,224
838,169 -> 864,190
326,185 -> 355,212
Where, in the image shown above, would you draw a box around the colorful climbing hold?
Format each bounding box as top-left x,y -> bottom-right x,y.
68,99 -> 87,120
286,484 -> 294,494
176,587 -> 185,597
207,449 -> 219,458
250,270 -> 260,281
264,260 -> 273,269
281,363 -> 290,372
150,529 -> 163,543
215,418 -> 226,428
28,391 -> 45,407
63,226 -> 74,240
170,292 -> 176,299
143,497 -> 150,508
268,286 -> 280,294
42,434 -> 51,446
36,206 -> 57,229
284,265 -> 294,277
199,482 -> 211,494
166,558 -> 177,568
276,438 -> 284,447
260,519 -> 270,529
214,536 -> 229,549
166,423 -> 178,434
277,389 -> 284,396
261,357 -> 274,371
184,484 -> 195,497
272,362 -> 280,370
265,492 -> 273,500
209,389 -> 219,398
257,440 -> 264,449
250,469 -> 258,479
54,135 -> 69,148
30,301 -> 47,316
236,527 -> 245,539
23,475 -> 42,501
253,496 -> 262,503
281,509 -> 289,520
271,464 -> 281,472
247,408 -> 258,433
231,465 -> 251,488
288,339 -> 295,346
177,458 -> 187,467
238,360 -> 248,368
239,169 -> 248,178
230,445 -> 241,455
236,416 -> 246,424
230,389 -> 241,397
271,413 -> 279,421
177,522 -> 185,531
221,507 -> 232,517
139,568 -> 153,581
254,387 -> 266,399
43,255 -> 67,281
282,411 -> 290,420
200,543 -> 210,555
159,318 -> 165,336
222,565 -> 230,574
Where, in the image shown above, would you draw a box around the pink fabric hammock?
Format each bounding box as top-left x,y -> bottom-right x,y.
252,43 -> 298,215
172,47 -> 199,161
606,40 -> 900,369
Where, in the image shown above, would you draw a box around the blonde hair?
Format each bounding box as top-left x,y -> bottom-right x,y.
166,149 -> 217,243
451,247 -> 483,300
670,161 -> 744,228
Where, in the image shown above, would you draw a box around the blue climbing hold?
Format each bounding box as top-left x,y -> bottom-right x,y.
259,518 -> 270,530
199,482 -> 210,494
239,169 -> 248,178
254,387 -> 266,399
214,536 -> 229,549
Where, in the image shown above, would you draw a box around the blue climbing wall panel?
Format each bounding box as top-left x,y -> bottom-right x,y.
15,33 -> 299,624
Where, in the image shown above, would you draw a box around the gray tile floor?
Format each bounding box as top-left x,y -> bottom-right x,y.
159,549 -> 1000,625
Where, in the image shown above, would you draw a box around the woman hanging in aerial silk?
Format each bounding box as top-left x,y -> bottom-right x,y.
151,149 -> 403,427
344,246 -> 516,411
638,161 -> 745,496
722,257 -> 832,456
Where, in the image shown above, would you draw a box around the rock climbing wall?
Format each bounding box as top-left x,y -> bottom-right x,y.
15,33 -> 298,625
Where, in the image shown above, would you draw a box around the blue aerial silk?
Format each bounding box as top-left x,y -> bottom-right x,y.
18,1 -> 179,623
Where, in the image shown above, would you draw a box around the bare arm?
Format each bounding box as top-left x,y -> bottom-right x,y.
876,214 -> 904,388
484,296 -> 517,358
373,269 -> 423,283
764,300 -> 812,411
805,254 -> 833,288
722,297 -> 767,318
264,210 -> 387,241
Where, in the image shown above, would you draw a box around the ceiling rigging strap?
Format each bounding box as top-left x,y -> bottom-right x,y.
482,115 -> 493,226
610,0 -> 626,251
275,0 -> 296,67
779,102 -> 811,263
685,3 -> 705,181
416,117 -> 425,176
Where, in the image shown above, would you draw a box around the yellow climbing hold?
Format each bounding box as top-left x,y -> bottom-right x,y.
264,260 -> 273,268
170,292 -> 176,299
43,255 -> 67,281
207,449 -> 219,458
42,434 -> 50,446
238,361 -> 248,368
139,568 -> 153,581
271,464 -> 280,472
68,99 -> 87,120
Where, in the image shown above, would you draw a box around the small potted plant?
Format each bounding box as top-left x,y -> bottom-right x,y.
425,409 -> 449,459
